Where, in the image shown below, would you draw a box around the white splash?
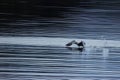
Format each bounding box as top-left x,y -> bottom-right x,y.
103,48 -> 109,58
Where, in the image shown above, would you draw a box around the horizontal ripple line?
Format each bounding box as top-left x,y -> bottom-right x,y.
0,37 -> 120,47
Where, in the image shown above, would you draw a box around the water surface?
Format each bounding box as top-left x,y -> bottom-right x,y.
0,0 -> 120,80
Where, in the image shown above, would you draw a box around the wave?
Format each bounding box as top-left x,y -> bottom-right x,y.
0,36 -> 120,48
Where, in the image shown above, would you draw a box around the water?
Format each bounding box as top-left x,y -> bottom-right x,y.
0,45 -> 120,80
0,0 -> 120,80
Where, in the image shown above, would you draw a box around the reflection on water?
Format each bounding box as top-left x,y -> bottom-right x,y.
66,47 -> 85,52
0,45 -> 120,80
0,0 -> 120,80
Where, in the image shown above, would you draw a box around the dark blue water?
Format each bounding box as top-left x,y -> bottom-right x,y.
0,0 -> 120,80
